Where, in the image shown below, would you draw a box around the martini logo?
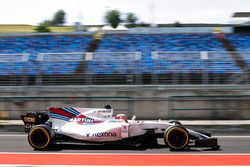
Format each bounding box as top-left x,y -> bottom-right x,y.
69,114 -> 94,124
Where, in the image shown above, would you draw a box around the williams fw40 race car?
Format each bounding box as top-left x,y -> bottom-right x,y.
21,105 -> 219,151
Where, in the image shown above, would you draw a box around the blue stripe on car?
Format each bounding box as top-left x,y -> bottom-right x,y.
63,107 -> 81,115
50,113 -> 69,121
62,107 -> 79,116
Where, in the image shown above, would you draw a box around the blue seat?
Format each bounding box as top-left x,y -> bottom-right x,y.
0,35 -> 92,75
91,33 -> 240,74
226,34 -> 250,68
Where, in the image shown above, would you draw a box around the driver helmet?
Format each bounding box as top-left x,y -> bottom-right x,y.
115,114 -> 128,122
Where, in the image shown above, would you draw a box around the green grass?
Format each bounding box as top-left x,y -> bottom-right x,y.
0,24 -> 75,34
50,26 -> 75,32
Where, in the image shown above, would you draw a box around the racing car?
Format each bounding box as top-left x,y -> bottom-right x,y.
21,105 -> 219,151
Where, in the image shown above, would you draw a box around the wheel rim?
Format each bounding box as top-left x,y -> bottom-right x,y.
28,127 -> 50,149
166,127 -> 189,149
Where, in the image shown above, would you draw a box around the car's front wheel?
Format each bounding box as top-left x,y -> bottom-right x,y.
164,125 -> 190,151
28,125 -> 53,150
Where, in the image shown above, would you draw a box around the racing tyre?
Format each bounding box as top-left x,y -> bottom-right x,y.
164,125 -> 190,151
28,125 -> 53,150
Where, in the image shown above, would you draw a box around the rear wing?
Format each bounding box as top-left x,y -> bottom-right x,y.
48,106 -> 113,120
20,111 -> 49,132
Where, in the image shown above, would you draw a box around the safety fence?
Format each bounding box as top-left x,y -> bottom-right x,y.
1,95 -> 250,120
168,95 -> 250,120
0,51 -> 250,85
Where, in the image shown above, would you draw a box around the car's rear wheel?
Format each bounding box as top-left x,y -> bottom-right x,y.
28,125 -> 52,150
164,126 -> 190,151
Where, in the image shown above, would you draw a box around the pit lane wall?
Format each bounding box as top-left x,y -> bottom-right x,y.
1,85 -> 250,120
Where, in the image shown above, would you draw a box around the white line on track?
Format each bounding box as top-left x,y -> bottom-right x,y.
0,165 -> 249,167
214,135 -> 250,138
0,134 -> 26,137
1,134 -> 250,138
1,152 -> 250,155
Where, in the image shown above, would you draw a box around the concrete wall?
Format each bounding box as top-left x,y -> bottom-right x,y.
1,85 -> 250,120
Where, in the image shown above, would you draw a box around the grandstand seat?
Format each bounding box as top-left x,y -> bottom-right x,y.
0,35 -> 92,75
91,34 -> 240,74
226,34 -> 250,68
0,33 -> 243,77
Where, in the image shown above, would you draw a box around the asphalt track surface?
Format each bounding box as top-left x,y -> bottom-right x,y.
0,133 -> 250,153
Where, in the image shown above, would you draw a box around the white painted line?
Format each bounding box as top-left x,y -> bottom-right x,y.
215,135 -> 250,138
0,134 -> 26,137
1,134 -> 250,138
0,152 -> 250,155
181,120 -> 250,125
0,165 -> 249,167
2,120 -> 250,125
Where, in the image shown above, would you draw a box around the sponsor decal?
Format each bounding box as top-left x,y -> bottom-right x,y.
23,116 -> 36,123
69,114 -> 94,124
50,107 -> 76,118
25,123 -> 34,129
92,132 -> 117,137
94,109 -> 112,113
121,125 -> 129,138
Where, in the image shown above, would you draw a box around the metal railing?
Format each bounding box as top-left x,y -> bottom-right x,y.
0,96 -> 133,120
1,95 -> 250,120
0,51 -> 250,85
168,95 -> 250,120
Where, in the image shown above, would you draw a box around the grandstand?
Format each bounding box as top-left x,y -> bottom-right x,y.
0,31 -> 250,85
0,34 -> 92,85
0,53 -> 29,75
94,33 -> 240,74
226,34 -> 250,67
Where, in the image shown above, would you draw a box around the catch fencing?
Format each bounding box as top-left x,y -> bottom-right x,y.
0,51 -> 249,85
1,95 -> 250,120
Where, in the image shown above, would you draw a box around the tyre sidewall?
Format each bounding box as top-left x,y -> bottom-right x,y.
164,125 -> 190,151
28,125 -> 53,150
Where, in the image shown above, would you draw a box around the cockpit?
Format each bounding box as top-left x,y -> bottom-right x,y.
115,114 -> 128,123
